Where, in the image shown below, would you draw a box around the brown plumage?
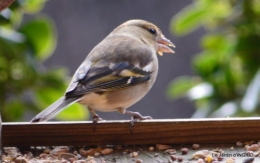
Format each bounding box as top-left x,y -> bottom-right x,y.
31,19 -> 175,123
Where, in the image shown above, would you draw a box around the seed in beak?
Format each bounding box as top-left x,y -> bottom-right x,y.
157,35 -> 175,56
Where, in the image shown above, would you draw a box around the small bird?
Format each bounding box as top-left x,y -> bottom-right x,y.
31,19 -> 175,124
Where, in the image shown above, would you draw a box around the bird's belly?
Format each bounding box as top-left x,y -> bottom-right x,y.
78,83 -> 152,113
78,92 -> 114,112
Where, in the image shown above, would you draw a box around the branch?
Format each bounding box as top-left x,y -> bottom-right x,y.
0,0 -> 14,12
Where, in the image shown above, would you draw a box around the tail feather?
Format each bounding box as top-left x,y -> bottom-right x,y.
30,96 -> 79,122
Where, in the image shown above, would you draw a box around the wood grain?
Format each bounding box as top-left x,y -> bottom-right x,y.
2,118 -> 260,147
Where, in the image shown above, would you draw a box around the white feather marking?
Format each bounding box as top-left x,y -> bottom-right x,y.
66,60 -> 92,93
76,61 -> 92,81
108,63 -> 116,69
142,63 -> 153,72
127,77 -> 133,84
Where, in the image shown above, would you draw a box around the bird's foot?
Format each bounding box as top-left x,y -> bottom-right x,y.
130,113 -> 152,126
92,115 -> 104,132
93,115 -> 104,123
125,111 -> 152,133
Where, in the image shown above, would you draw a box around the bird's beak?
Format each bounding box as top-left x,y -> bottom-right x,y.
157,35 -> 175,56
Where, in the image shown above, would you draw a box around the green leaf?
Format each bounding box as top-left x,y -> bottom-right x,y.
193,51 -> 219,78
56,104 -> 89,121
35,70 -> 68,107
19,16 -> 57,60
236,35 -> 260,54
0,37 -> 17,57
35,87 -> 64,108
170,4 -> 207,35
252,0 -> 260,15
39,68 -> 69,90
167,76 -> 200,99
22,0 -> 46,14
10,9 -> 23,27
4,101 -> 24,121
202,34 -> 229,51
35,70 -> 68,103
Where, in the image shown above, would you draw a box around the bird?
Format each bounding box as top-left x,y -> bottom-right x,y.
30,19 -> 175,124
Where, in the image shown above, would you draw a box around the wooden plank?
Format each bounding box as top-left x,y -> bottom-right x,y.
2,118 -> 260,147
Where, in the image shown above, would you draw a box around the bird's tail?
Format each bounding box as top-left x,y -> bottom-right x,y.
30,96 -> 79,122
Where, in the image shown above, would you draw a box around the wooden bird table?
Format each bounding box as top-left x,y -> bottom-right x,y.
2,118 -> 260,162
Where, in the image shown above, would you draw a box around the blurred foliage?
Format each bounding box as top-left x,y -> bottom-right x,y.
168,0 -> 260,117
0,0 -> 88,121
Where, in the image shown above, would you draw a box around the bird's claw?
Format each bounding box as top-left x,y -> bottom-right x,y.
127,111 -> 152,133
130,115 -> 152,126
93,115 -> 103,123
93,115 -> 104,132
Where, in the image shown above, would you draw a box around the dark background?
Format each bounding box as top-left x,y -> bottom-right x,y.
39,0 -> 204,120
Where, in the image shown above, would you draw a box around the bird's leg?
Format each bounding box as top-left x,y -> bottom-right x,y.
125,110 -> 152,132
88,107 -> 103,122
88,107 -> 103,131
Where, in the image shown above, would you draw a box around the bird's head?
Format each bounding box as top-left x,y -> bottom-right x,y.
115,19 -> 175,56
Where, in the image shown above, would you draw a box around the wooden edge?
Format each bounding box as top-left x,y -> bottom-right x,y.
2,118 -> 260,147
3,117 -> 260,124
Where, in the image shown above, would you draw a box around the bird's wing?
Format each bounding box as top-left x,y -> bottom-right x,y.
65,60 -> 152,98
66,60 -> 92,93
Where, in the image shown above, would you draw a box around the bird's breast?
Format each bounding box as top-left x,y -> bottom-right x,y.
78,80 -> 154,113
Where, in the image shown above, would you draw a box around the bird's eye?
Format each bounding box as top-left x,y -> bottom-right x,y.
149,28 -> 156,35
